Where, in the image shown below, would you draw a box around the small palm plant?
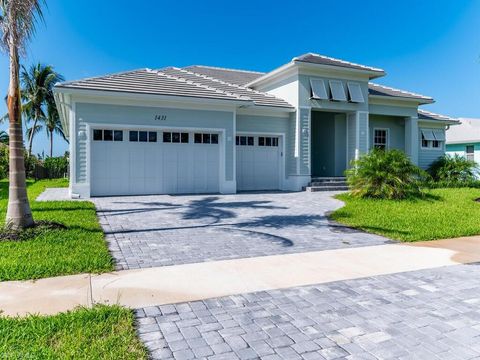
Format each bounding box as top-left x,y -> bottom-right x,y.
346,149 -> 424,200
428,154 -> 478,186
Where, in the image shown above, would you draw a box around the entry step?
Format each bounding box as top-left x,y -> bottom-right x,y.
305,177 -> 348,192
304,186 -> 349,192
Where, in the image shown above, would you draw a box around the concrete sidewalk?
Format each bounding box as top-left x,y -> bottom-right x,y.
1,236 -> 480,317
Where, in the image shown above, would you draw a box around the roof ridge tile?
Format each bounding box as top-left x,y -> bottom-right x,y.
186,65 -> 265,75
151,69 -> 250,101
175,67 -> 283,101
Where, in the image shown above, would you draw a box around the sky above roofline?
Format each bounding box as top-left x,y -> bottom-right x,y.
0,0 -> 478,156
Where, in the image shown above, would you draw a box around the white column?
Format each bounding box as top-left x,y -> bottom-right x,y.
405,116 -> 419,165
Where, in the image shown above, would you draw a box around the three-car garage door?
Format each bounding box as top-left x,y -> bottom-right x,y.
91,129 -> 220,196
236,134 -> 281,191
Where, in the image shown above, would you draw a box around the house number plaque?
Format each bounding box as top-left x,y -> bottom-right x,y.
155,115 -> 167,121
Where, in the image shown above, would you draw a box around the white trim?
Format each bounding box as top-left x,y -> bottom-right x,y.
373,127 -> 390,150
355,112 -> 360,159
69,100 -> 76,196
366,113 -> 370,151
232,109 -> 236,188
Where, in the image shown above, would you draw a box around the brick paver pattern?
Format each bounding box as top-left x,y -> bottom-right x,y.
93,192 -> 389,270
136,263 -> 480,360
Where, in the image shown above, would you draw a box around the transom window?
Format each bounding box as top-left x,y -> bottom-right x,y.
194,133 -> 218,144
258,136 -> 278,146
93,129 -> 123,142
236,136 -> 254,146
373,129 -> 388,150
129,131 -> 157,142
258,136 -> 279,147
163,132 -> 189,143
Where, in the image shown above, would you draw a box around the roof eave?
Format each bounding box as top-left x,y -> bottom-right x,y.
369,94 -> 434,105
294,60 -> 386,79
53,86 -> 253,107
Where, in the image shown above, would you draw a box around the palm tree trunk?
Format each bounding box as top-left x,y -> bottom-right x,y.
49,129 -> 53,157
6,40 -> 34,229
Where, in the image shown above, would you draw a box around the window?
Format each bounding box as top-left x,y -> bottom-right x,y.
466,145 -> 474,161
421,128 -> 444,149
114,130 -> 123,141
258,136 -> 279,147
373,129 -> 388,150
129,130 -> 156,142
329,80 -> 347,101
139,131 -> 148,142
163,132 -> 189,143
310,79 -> 328,100
94,129 -> 123,141
236,136 -> 254,146
347,82 -> 364,103
103,130 -> 113,141
93,129 -> 103,141
163,132 -> 171,143
148,132 -> 157,142
195,133 -> 219,144
130,131 -> 138,142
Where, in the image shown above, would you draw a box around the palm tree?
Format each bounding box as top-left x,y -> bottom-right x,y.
0,130 -> 8,144
21,63 -> 63,156
45,97 -> 66,157
0,0 -> 45,229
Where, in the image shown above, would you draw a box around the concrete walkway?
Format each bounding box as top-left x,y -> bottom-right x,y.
1,236 -> 480,317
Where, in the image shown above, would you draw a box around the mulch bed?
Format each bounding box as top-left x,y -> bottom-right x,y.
0,221 -> 67,242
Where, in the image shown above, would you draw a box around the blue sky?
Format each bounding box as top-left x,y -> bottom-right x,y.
1,0 -> 479,156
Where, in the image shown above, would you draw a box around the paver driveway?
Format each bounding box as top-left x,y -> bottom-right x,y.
136,263 -> 480,360
93,191 -> 389,270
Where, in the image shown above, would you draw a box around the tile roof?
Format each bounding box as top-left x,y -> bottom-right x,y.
418,109 -> 458,123
293,53 -> 385,75
183,65 -> 264,86
368,83 -> 434,104
163,67 -> 292,108
55,69 -> 251,103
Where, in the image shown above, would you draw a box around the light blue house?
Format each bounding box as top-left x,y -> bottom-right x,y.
446,118 -> 480,166
54,53 -> 458,198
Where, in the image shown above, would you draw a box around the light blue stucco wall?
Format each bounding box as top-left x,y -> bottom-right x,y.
369,115 -> 405,151
74,102 -> 235,183
236,114 -> 293,177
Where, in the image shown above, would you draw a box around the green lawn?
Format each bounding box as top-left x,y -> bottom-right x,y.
0,179 -> 114,281
331,188 -> 480,241
0,305 -> 147,359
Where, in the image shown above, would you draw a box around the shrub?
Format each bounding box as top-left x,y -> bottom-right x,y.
346,149 -> 424,200
0,144 -> 8,179
44,155 -> 69,178
427,154 -> 478,187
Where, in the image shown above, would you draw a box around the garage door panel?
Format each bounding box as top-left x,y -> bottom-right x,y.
236,135 -> 280,191
91,129 -> 221,196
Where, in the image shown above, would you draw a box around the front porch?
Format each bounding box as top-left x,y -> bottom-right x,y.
308,109 -> 414,178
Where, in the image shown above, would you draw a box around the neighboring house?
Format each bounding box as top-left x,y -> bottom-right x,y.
446,118 -> 480,165
54,53 -> 458,198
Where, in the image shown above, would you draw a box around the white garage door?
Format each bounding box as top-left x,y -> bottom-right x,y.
91,129 -> 220,196
236,135 -> 281,191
